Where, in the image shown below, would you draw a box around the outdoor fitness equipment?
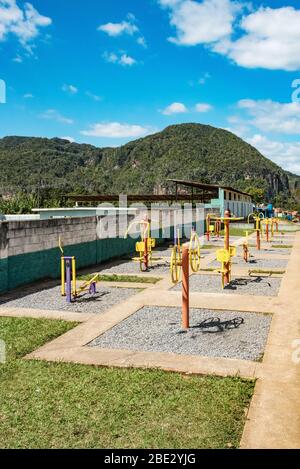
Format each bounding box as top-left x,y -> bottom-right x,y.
271,217 -> 279,237
59,237 -> 99,303
206,213 -> 221,241
248,213 -> 263,250
262,218 -> 273,243
170,228 -> 182,283
170,228 -> 201,284
243,230 -> 250,262
214,210 -> 243,288
125,215 -> 157,272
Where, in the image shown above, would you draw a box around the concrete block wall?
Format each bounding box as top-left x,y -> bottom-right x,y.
0,213 -> 180,293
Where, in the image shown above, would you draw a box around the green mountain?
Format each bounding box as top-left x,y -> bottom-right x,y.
0,123 -> 299,207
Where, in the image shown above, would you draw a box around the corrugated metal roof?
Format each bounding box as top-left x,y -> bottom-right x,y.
167,179 -> 252,198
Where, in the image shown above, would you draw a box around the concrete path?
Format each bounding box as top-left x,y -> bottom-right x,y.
240,231 -> 300,449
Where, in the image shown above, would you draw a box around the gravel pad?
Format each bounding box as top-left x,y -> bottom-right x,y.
209,257 -> 288,269
152,248 -> 212,257
89,306 -> 271,361
99,260 -> 170,275
171,274 -> 281,296
0,285 -> 140,314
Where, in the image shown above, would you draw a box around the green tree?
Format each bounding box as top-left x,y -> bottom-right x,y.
245,187 -> 265,204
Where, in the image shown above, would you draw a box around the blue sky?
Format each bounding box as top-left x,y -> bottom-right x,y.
0,0 -> 300,174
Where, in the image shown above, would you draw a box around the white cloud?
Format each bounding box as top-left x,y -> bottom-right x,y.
119,53 -> 136,66
103,50 -> 137,66
198,72 -> 211,85
160,0 -> 240,46
0,0 -> 52,52
98,13 -> 146,48
161,102 -> 188,115
246,134 -> 300,175
103,51 -> 118,63
23,93 -> 33,98
159,1 -> 300,71
159,0 -> 182,6
98,14 -> 138,37
12,54 -> 22,62
85,91 -> 102,102
195,102 -> 213,112
80,122 -> 150,138
237,99 -> 300,135
62,84 -> 78,94
40,109 -> 74,125
218,6 -> 300,71
137,36 -> 147,48
60,136 -> 75,143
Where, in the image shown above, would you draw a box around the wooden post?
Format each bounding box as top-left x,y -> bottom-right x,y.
182,244 -> 189,329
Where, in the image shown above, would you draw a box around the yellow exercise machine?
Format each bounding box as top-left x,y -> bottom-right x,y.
125,215 -> 159,272
213,210 -> 243,288
261,218 -> 273,242
170,229 -> 201,283
206,213 -> 221,241
248,212 -> 264,250
242,230 -> 250,262
59,237 -> 99,303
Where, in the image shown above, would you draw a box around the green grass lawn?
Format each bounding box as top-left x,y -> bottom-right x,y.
271,245 -> 292,249
78,273 -> 160,284
220,228 -> 255,237
0,316 -> 255,449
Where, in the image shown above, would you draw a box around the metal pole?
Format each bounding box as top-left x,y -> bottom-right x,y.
182,244 -> 189,329
224,209 -> 230,286
143,215 -> 149,270
72,257 -> 77,297
61,257 -> 65,296
144,235 -> 148,270
206,215 -> 210,242
266,219 -> 269,242
65,258 -> 72,303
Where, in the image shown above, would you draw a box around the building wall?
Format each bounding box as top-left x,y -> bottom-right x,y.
223,190 -> 253,218
0,217 -> 139,293
0,212 -> 188,294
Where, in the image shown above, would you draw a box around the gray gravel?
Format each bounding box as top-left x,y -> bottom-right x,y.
0,285 -> 141,314
260,248 -> 291,255
209,257 -> 288,269
89,306 -> 271,361
270,234 -> 295,244
152,247 -> 212,257
99,259 -> 171,275
235,247 -> 291,256
171,274 -> 281,296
